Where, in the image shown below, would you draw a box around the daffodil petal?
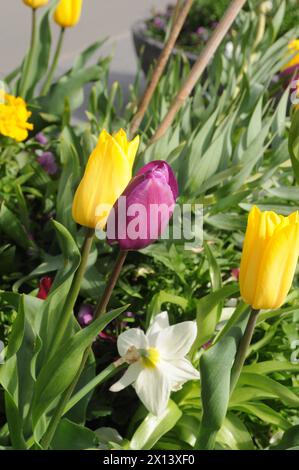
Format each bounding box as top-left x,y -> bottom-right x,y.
154,321 -> 197,359
134,367 -> 171,416
161,358 -> 200,392
146,311 -> 169,341
117,328 -> 148,357
110,363 -> 142,392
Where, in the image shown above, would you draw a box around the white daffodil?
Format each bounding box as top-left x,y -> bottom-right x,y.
110,311 -> 200,416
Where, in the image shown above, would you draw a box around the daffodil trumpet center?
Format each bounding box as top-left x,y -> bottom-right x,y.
140,348 -> 160,369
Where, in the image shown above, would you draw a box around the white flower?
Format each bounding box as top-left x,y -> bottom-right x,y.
110,312 -> 200,416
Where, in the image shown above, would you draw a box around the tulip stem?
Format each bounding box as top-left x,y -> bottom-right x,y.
230,308 -> 259,392
41,27 -> 65,96
93,250 -> 128,319
49,227 -> 94,357
19,8 -> 37,98
40,250 -> 128,449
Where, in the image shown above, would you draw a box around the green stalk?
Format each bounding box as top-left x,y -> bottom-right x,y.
19,8 -> 37,98
196,307 -> 259,450
230,308 -> 259,393
63,362 -> 125,414
41,27 -> 65,96
40,250 -> 128,449
49,228 -> 94,356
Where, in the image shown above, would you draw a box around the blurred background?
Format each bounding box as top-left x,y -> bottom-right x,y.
0,0 -> 170,87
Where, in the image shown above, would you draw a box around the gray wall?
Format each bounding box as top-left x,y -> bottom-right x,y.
0,0 -> 170,83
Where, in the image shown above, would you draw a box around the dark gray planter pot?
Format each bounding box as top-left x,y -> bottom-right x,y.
132,20 -> 198,76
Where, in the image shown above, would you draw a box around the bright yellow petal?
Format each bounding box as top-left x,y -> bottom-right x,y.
253,222 -> 299,309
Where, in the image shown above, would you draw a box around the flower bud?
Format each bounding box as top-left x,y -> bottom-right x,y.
107,160 -> 178,250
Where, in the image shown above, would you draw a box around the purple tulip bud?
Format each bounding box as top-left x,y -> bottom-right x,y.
107,160 -> 178,251
35,132 -> 48,146
78,304 -> 94,327
37,151 -> 58,175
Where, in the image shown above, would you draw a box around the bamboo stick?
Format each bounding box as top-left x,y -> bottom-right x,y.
129,0 -> 193,138
150,0 -> 247,144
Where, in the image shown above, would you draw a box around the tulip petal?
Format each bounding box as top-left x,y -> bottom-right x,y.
154,321 -> 197,359
117,328 -> 148,357
239,206 -> 283,306
253,223 -> 299,309
134,367 -> 171,416
110,363 -> 142,392
72,129 -> 137,228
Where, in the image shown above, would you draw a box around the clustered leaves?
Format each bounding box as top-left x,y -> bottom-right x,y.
0,0 -> 299,451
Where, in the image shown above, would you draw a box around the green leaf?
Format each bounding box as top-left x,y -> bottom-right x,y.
196,311 -> 248,449
4,391 -> 27,450
32,305 -> 128,428
0,203 -> 32,250
217,413 -> 254,450
289,109 -> 299,185
51,419 -> 98,450
129,400 -> 182,450
194,284 -> 239,348
273,425 -> 299,450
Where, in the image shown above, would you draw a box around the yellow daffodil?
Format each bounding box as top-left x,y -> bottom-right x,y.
239,206 -> 299,310
23,0 -> 49,8
0,92 -> 33,142
54,0 -> 83,28
281,39 -> 299,72
72,129 -> 139,229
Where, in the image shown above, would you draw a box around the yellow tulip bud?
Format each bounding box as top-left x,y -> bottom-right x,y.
239,206 -> 299,310
23,0 -> 49,8
72,129 -> 140,229
54,0 -> 83,28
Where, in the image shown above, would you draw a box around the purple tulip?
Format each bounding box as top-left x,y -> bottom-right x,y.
37,151 -> 58,175
35,132 -> 48,146
107,160 -> 178,251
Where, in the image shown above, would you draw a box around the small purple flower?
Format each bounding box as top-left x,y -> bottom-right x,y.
211,21 -> 219,29
37,151 -> 58,175
153,17 -> 165,30
78,304 -> 94,327
35,132 -> 48,146
196,27 -> 209,41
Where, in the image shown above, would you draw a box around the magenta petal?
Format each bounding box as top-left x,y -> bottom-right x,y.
137,160 -> 178,199
107,160 -> 178,251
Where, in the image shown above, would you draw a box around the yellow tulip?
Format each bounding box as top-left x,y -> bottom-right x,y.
281,39 -> 299,72
72,129 -> 140,229
54,0 -> 83,28
23,0 -> 49,8
239,206 -> 299,310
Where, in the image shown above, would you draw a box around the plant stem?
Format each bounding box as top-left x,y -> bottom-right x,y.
150,0 -> 247,144
129,0 -> 193,138
93,250 -> 128,319
230,308 -> 259,393
19,8 -> 37,98
40,250 -> 128,449
41,27 -> 65,96
63,362 -> 125,414
49,228 -> 94,356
